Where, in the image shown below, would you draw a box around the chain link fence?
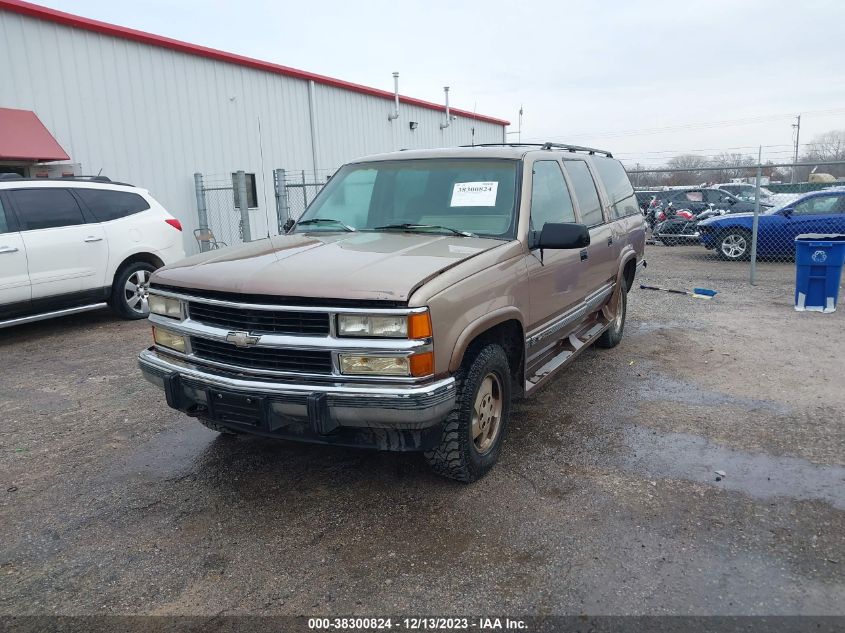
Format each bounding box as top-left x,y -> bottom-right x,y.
628,160 -> 845,286
273,168 -> 335,233
194,171 -> 261,251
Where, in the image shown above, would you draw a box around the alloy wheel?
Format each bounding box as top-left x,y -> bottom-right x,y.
721,233 -> 747,259
471,373 -> 503,454
124,269 -> 150,315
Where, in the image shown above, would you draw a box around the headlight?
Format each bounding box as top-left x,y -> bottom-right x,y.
149,295 -> 182,318
339,354 -> 410,376
337,311 -> 432,338
152,326 -> 186,353
338,351 -> 434,377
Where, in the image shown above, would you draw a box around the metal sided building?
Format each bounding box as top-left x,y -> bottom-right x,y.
0,0 -> 509,252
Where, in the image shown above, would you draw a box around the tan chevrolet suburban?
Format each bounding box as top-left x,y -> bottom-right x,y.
139,143 -> 645,481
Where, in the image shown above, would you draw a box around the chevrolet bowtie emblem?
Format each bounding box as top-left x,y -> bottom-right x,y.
225,331 -> 261,347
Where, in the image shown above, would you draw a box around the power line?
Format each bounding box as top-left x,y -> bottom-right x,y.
530,107 -> 845,142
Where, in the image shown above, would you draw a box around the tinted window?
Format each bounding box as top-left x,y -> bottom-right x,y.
592,157 -> 638,218
0,198 -> 9,234
705,189 -> 729,204
76,189 -> 150,222
793,195 -> 845,215
530,160 -> 576,230
564,161 -> 603,225
10,189 -> 85,231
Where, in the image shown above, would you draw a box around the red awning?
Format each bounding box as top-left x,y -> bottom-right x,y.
0,107 -> 70,162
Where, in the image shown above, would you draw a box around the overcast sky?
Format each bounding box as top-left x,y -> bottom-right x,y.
39,0 -> 845,167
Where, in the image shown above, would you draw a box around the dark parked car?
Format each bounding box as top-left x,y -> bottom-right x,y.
655,188 -> 765,214
698,187 -> 845,260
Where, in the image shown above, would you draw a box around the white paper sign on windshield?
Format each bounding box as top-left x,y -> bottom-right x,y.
450,181 -> 499,207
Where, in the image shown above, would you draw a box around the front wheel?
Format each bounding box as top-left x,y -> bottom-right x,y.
424,344 -> 512,483
717,229 -> 750,261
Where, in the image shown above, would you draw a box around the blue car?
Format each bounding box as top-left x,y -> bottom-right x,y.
698,187 -> 845,260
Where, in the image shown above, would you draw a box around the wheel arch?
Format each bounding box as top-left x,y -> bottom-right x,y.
448,308 -> 525,393
111,251 -> 165,288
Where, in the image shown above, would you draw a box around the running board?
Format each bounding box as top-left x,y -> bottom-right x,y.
524,316 -> 611,394
0,303 -> 109,329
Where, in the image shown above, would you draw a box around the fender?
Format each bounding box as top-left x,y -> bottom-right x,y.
602,248 -> 638,321
448,306 -> 525,373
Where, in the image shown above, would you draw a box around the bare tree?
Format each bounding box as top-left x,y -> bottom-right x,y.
665,154 -> 709,185
797,130 -> 845,179
709,152 -> 756,183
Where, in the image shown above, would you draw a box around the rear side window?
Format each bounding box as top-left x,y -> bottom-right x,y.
76,189 -> 150,222
564,161 -> 604,226
592,157 -> 639,219
0,198 -> 9,234
530,161 -> 576,230
9,189 -> 85,231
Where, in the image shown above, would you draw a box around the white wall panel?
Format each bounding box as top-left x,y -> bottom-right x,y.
0,11 -> 507,253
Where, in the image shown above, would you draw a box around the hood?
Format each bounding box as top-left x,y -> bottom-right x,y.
701,210 -> 777,225
152,231 -> 506,302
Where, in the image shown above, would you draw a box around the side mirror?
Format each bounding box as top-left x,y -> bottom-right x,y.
780,207 -> 793,218
282,218 -> 296,233
532,222 -> 590,250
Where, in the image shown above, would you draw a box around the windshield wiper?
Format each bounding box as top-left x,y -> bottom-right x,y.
296,218 -> 356,232
373,223 -> 476,238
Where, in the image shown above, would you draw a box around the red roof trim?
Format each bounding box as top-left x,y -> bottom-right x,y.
0,0 -> 510,126
0,107 -> 70,162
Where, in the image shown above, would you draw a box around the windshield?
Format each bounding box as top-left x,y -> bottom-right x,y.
294,159 -> 520,239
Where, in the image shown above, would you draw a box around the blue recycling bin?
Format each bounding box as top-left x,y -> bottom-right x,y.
794,234 -> 845,313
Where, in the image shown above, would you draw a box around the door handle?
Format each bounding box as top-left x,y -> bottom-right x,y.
0,245 -> 19,254
84,236 -> 103,243
607,236 -> 613,246
580,249 -> 589,261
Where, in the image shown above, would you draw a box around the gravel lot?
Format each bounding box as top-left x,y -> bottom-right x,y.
1,245 -> 843,616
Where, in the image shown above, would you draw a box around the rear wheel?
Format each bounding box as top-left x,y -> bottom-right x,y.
424,343 -> 511,483
111,262 -> 156,319
596,286 -> 627,349
717,229 -> 750,261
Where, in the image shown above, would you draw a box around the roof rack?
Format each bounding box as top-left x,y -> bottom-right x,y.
0,174 -> 135,186
459,142 -> 613,158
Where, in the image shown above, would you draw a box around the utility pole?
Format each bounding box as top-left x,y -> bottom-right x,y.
791,114 -> 801,183
504,104 -> 524,143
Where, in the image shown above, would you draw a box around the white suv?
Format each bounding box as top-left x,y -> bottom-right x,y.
0,177 -> 186,328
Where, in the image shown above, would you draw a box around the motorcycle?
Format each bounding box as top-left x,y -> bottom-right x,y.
654,204 -> 725,246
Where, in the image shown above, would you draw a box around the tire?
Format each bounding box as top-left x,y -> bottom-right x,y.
596,285 -> 627,349
111,261 -> 156,319
424,344 -> 512,483
716,229 -> 750,261
197,417 -> 241,436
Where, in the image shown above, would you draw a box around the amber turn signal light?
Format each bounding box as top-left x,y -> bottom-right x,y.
407,312 -> 432,339
409,351 -> 434,377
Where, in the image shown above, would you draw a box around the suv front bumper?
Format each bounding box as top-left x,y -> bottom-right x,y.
138,348 -> 456,451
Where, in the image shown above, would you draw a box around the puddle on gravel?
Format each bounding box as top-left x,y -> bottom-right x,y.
627,320 -> 705,335
105,423 -> 219,482
619,426 -> 845,509
636,374 -> 791,415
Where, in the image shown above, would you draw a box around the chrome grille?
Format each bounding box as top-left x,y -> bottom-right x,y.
188,302 -> 329,335
191,338 -> 333,374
